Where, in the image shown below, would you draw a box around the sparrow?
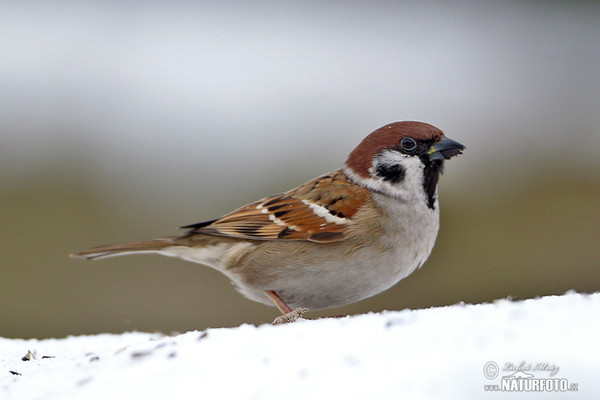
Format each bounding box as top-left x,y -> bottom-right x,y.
73,121 -> 464,324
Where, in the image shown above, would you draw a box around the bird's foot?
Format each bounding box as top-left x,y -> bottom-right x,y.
271,307 -> 308,325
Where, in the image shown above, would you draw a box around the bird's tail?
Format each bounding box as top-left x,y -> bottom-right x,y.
71,238 -> 175,260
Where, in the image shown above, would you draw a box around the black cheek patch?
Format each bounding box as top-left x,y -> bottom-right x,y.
375,163 -> 406,184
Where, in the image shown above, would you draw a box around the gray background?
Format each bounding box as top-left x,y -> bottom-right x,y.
2,0 -> 599,338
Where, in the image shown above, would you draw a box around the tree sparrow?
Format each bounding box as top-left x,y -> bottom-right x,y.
73,121 -> 464,323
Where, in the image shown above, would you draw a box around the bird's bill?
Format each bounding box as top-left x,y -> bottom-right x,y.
428,136 -> 465,160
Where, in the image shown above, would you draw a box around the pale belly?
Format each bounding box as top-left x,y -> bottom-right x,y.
224,200 -> 440,310
163,194 -> 440,310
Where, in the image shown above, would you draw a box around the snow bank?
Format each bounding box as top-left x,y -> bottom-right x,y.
2,292 -> 599,399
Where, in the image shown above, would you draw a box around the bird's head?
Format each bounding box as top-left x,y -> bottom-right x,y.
344,121 -> 465,208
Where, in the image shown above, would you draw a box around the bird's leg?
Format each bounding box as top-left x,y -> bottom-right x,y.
264,290 -> 308,325
264,290 -> 293,313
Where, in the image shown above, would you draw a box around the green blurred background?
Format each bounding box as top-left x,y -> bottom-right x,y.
2,1 -> 599,338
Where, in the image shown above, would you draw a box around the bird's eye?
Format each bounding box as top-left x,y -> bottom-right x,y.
400,138 -> 417,152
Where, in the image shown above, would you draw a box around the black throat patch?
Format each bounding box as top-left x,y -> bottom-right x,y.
421,157 -> 444,209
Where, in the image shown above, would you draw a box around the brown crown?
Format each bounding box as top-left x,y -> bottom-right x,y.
345,121 -> 444,178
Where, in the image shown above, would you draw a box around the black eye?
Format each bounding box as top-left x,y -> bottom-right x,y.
400,137 -> 417,152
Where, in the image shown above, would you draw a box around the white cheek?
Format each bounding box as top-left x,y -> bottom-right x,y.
346,151 -> 429,203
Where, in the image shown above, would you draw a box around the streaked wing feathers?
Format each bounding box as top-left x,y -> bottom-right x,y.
186,170 -> 369,243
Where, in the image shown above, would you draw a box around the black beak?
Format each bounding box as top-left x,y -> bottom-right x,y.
428,137 -> 465,160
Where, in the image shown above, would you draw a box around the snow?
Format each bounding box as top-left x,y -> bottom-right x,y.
2,292 -> 599,400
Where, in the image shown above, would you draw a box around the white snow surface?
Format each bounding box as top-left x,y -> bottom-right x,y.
2,292 -> 599,400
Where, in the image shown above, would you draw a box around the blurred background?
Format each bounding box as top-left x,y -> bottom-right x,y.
1,0 -> 599,339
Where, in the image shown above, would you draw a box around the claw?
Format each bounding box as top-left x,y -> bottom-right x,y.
271,307 -> 308,325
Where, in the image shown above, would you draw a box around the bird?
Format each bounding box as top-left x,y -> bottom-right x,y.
73,121 -> 464,324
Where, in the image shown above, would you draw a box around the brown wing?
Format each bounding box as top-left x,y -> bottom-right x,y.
183,170 -> 369,243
